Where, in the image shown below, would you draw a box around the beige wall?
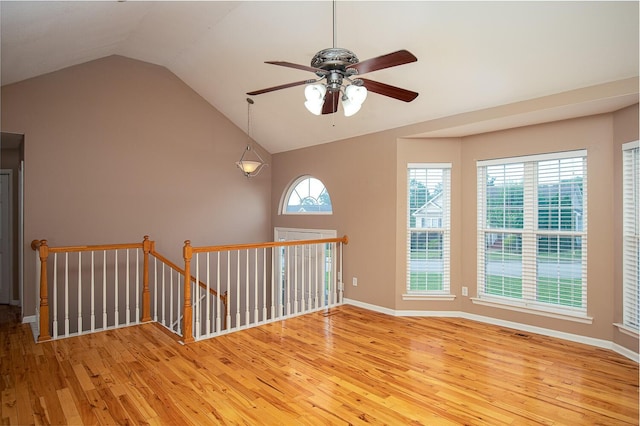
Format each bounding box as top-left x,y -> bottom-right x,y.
1,55 -> 272,317
273,105 -> 639,354
271,132 -> 398,307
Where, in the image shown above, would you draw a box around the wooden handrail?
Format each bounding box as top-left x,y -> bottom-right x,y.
191,235 -> 349,253
150,249 -> 226,301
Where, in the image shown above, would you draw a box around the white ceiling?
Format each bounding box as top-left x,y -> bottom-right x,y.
1,1 -> 638,154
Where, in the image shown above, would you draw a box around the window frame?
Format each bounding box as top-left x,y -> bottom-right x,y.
474,150 -> 590,322
618,141 -> 639,336
404,163 -> 454,301
281,175 -> 333,215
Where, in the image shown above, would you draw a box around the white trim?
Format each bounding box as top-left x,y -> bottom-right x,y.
471,297 -> 593,324
612,343 -> 640,363
402,293 -> 456,301
342,299 -> 637,362
22,314 -> 36,324
344,298 -> 396,316
614,323 -> 640,338
622,140 -> 639,150
477,149 -> 587,167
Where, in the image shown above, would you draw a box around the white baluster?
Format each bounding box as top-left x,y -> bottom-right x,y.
77,252 -> 82,335
64,253 -> 69,337
169,266 -> 174,332
195,254 -> 200,339
270,247 -> 275,320
314,244 -> 319,309
245,250 -> 250,326
161,262 -> 166,326
226,254 -> 231,331
135,249 -> 140,323
206,253 -> 211,336
300,245 -> 305,313
331,243 -> 337,305
286,246 -> 291,316
262,247 -> 267,323
114,250 -> 119,327
90,251 -> 95,332
153,257 -> 158,322
53,253 -> 58,339
216,252 -> 221,333
339,242 -> 344,304
102,251 -> 107,329
125,249 -> 130,325
293,246 -> 298,314
236,253 -> 241,328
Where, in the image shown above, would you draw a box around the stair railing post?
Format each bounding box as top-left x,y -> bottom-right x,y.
141,235 -> 152,322
182,240 -> 194,343
38,240 -> 51,342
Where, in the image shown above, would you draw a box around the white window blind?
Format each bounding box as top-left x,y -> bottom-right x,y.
407,164 -> 451,294
622,141 -> 639,332
477,151 -> 587,316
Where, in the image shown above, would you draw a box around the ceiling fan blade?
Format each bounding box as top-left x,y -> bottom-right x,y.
322,91 -> 340,115
360,78 -> 419,102
265,61 -> 326,74
347,50 -> 417,74
247,79 -> 315,96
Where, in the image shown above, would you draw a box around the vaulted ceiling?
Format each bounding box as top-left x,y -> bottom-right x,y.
1,1 -> 638,153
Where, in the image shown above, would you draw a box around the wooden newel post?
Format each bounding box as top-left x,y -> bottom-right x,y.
141,235 -> 152,322
38,240 -> 51,342
182,240 -> 194,343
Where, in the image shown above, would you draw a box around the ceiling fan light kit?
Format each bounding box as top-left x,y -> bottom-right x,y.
247,2 -> 418,117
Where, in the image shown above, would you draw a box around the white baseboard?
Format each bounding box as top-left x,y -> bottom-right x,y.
22,315 -> 36,324
343,298 -> 639,363
10,299 -> 20,306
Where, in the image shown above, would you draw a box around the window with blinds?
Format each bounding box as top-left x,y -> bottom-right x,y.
622,141 -> 639,332
407,164 -> 451,294
477,151 -> 587,316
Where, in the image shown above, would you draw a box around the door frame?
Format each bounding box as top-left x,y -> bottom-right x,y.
0,169 -> 14,305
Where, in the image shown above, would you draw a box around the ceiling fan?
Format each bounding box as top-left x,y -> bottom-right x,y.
246,2 -> 419,117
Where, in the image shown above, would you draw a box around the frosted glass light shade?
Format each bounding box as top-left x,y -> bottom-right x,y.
304,84 -> 327,115
304,84 -> 326,101
341,98 -> 362,117
236,160 -> 262,174
345,84 -> 368,104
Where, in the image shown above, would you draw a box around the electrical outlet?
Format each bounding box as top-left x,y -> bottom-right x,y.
352,277 -> 358,287
462,286 -> 468,296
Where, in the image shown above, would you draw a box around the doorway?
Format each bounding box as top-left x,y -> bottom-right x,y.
274,228 -> 337,314
1,132 -> 25,314
0,170 -> 11,304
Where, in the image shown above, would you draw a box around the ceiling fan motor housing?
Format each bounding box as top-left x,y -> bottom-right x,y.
311,48 -> 359,71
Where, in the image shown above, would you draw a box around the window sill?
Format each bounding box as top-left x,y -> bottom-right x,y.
614,323 -> 639,338
403,293 -> 456,301
471,297 -> 593,324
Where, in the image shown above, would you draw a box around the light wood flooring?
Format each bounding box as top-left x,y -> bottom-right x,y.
1,304 -> 638,425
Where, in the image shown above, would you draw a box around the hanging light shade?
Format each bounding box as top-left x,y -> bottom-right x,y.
342,84 -> 367,117
236,98 -> 267,178
304,84 -> 327,115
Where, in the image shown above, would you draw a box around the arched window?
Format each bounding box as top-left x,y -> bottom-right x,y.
282,176 -> 333,214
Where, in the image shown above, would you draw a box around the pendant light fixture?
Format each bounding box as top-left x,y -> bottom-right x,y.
236,98 -> 267,178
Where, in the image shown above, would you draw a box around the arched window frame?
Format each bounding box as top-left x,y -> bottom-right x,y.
281,175 -> 333,215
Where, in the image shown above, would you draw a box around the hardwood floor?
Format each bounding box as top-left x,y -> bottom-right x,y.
1,304 -> 638,425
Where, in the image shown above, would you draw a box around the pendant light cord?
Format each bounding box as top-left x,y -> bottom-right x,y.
246,97 -> 254,145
